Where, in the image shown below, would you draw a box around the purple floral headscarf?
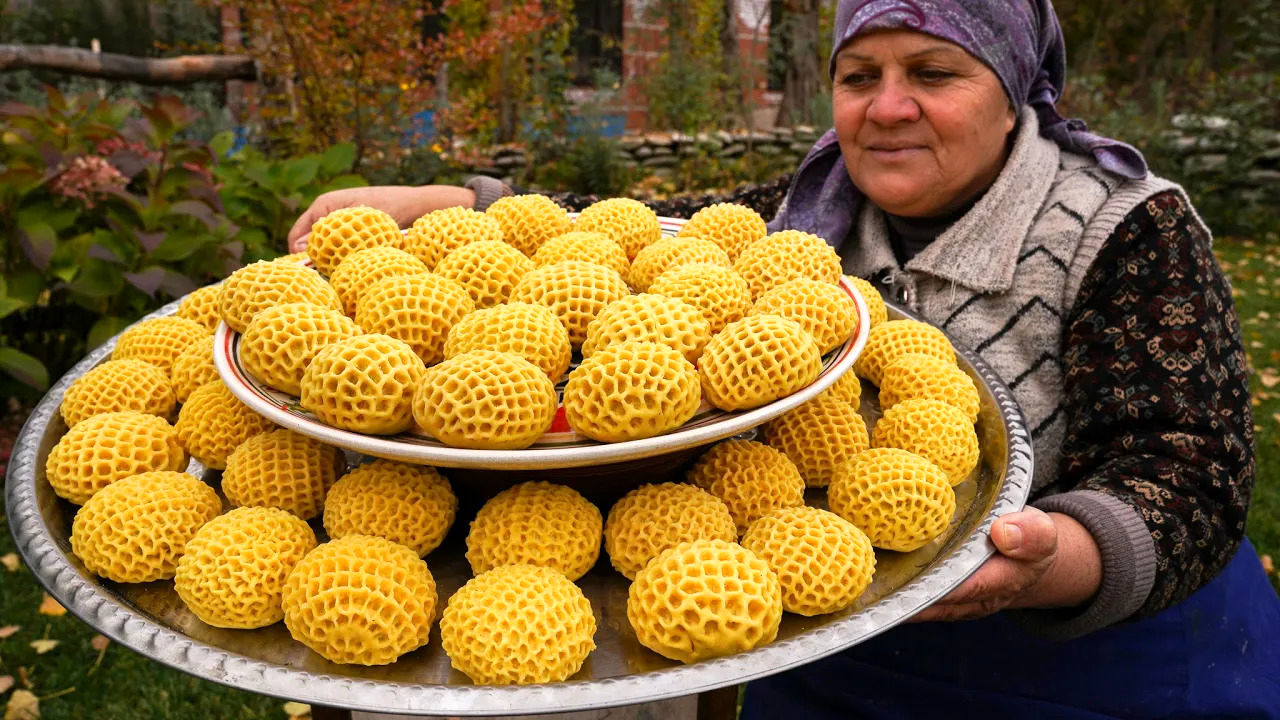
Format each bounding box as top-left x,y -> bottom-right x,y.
772,0 -> 1148,245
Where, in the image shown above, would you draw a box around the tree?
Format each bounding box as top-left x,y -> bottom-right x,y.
774,0 -> 821,127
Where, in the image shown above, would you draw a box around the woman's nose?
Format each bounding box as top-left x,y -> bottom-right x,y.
865,78 -> 921,125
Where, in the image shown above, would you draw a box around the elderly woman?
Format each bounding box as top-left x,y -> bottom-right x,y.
290,0 -> 1279,714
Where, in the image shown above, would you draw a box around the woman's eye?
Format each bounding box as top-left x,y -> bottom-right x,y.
841,72 -> 876,87
916,68 -> 954,82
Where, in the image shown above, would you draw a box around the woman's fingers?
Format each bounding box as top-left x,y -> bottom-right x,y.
990,508 -> 1057,561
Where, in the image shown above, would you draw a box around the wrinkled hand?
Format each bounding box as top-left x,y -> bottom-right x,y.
286,185 -> 475,252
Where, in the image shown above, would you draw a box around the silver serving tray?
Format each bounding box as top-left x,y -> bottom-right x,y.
5,297 -> 1032,716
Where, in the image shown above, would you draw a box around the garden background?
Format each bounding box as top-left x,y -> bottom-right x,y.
0,0 -> 1277,717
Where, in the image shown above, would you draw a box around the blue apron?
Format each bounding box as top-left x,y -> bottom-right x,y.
742,540 -> 1280,719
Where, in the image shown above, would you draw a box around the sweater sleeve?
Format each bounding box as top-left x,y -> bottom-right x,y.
1022,189 -> 1255,637
526,175 -> 794,219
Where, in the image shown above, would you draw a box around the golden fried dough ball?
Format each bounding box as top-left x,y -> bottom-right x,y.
509,260 -> 630,348
845,275 -> 888,327
732,229 -> 841,300
534,231 -> 630,279
171,338 -> 218,403
466,482 -> 602,581
751,278 -> 857,354
628,236 -> 730,292
406,206 -> 505,269
828,448 -> 956,552
299,334 -> 425,435
872,398 -> 979,486
648,262 -> 753,334
879,353 -> 981,423
763,395 -> 869,488
675,202 -> 767,261
486,194 -> 572,257
563,341 -> 701,443
221,428 -> 345,520
854,319 -> 956,386
582,293 -> 710,364
323,460 -> 457,557
742,506 -> 875,616
218,260 -> 342,333
177,284 -> 223,332
604,483 -> 736,580
175,381 -> 274,470
822,370 -> 862,407
698,314 -> 821,411
413,350 -> 557,450
443,302 -> 572,383
434,239 -> 534,309
46,411 -> 186,505
239,302 -> 360,396
687,439 -> 805,534
355,273 -> 474,366
60,359 -> 174,427
111,316 -> 209,376
573,197 -> 661,260
307,205 -> 404,275
328,246 -> 428,317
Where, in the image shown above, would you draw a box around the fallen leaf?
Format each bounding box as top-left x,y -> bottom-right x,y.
1274,413 -> 1280,425
15,670 -> 28,690
0,555 -> 19,573
90,635 -> 109,652
1261,368 -> 1280,388
0,627 -> 19,640
282,701 -> 310,718
36,595 -> 64,618
3,689 -> 38,720
1262,554 -> 1274,574
28,640 -> 57,655
0,677 -> 12,695
1260,311 -> 1273,320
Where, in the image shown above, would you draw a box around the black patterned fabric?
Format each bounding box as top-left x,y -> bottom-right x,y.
540,175 -> 793,222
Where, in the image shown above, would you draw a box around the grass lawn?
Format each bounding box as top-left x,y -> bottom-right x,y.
1,239 -> 1277,719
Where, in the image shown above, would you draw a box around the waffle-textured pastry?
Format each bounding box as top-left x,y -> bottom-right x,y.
170,338 -> 218,403
828,448 -> 957,552
60,359 -> 175,427
46,411 -> 186,505
762,395 -> 869,488
217,260 -> 342,333
282,535 -> 437,666
741,506 -> 875,616
581,293 -> 710,364
698,314 -> 821,411
604,483 -> 737,580
627,539 -> 781,663
509,260 -> 630,348
356,272 -> 474,366
328,246 -> 428,317
872,398 -> 979,486
846,275 -> 888,327
406,206 -> 506,269
444,302 -> 572,383
299,334 -> 425,435
240,302 -> 360,396
648,262 -> 753,334
822,370 -> 862,407
732,230 -> 841,300
533,231 -> 630,279
563,341 -> 701,443
177,284 -> 223,332
221,428 -> 345,520
687,440 -> 805,534
307,206 -> 404,275
879,353 -> 981,423
486,194 -> 572,257
175,381 -> 275,470
111,316 -> 209,376
434,239 -> 534,308
175,506 -> 317,629
70,471 -> 220,583
675,203 -> 767,261
751,278 -> 857,354
466,482 -> 602,581
414,350 -> 557,449
628,236 -> 730,292
854,319 -> 956,386
270,251 -> 311,265
440,564 -> 596,685
323,460 -> 457,556
572,197 -> 661,260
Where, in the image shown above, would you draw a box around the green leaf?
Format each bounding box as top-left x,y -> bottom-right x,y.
0,347 -> 49,390
210,130 -> 236,158
319,143 -> 356,174
150,231 -> 208,262
18,221 -> 56,270
67,258 -> 123,299
87,315 -> 133,350
283,156 -> 320,191
316,173 -> 368,194
3,270 -> 43,304
0,276 -> 29,319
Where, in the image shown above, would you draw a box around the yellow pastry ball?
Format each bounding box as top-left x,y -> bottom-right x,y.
751,278 -> 857,354
563,341 -> 701,443
306,205 -> 404,275
270,251 -> 311,266
872,398 -> 979,486
282,535 -> 437,666
675,202 -> 767,261
45,411 -> 187,505
175,381 -> 274,470
444,302 -> 572,383
822,370 -> 862,407
440,564 -> 596,685
582,293 -> 710,364
762,395 -> 869,488
627,539 -> 781,664
323,460 -> 457,556
854,319 -> 956,386
604,483 -> 736,580
741,506 -> 875,616
413,350 -> 557,450
732,229 -> 841,300
486,194 -> 572,257
649,262 -> 753,334
70,471 -> 220,583
355,272 -> 474,366
434,239 -> 534,309
509,260 -> 630,348
239,302 -> 360,396
698,314 -> 821,412
111,316 -> 209,376
171,338 -> 218,403
573,197 -> 661,260
628,236 -> 730,292
466,482 -> 602,581
178,284 -> 223,332
217,260 -> 342,333
879,353 -> 981,423
221,428 -> 345,520
828,448 -> 956,552
299,334 -> 425,435
686,440 -> 805,534
328,246 -> 428,317
534,231 -> 630,279
175,506 -> 317,629
846,275 -> 888,327
60,359 -> 175,428
406,206 -> 505,269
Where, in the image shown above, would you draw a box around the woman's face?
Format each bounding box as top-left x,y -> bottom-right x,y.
832,30 -> 1017,218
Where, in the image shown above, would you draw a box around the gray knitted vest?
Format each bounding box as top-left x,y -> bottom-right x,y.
839,110 -> 1201,491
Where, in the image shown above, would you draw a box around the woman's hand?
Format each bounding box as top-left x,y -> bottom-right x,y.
912,508 -> 1102,622
287,185 -> 477,252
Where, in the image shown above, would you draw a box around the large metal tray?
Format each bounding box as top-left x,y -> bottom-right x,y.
5,298 -> 1032,717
